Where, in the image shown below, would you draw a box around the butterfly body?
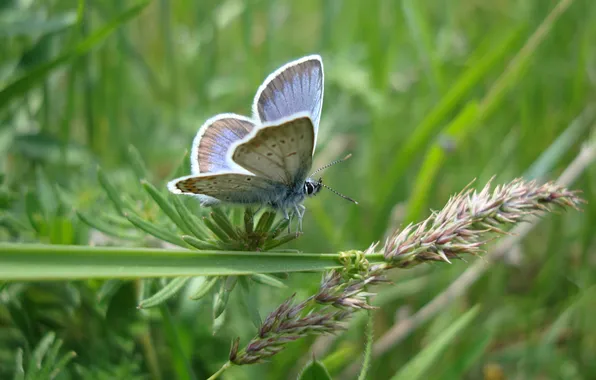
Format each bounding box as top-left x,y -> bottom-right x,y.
168,55 -> 340,230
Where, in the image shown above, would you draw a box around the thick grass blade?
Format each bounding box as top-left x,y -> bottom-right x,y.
0,243 -> 379,280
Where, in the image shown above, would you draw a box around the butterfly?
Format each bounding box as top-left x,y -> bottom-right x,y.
167,54 -> 356,231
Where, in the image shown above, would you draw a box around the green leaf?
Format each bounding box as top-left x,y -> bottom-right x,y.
391,305 -> 480,380
182,235 -> 220,250
202,216 -> 231,242
97,279 -> 125,304
239,276 -> 261,328
29,332 -> 56,374
255,211 -> 277,233
97,167 -> 126,215
142,180 -> 192,236
171,197 -> 210,239
0,0 -> 150,109
138,276 -> 191,309
127,145 -> 149,181
13,348 -> 24,380
160,305 -> 196,380
263,232 -> 301,251
298,358 -> 333,380
250,273 -> 287,288
0,243 -> 375,280
124,213 -> 187,247
189,276 -> 219,300
76,210 -> 140,240
210,209 -> 240,240
213,276 -> 237,319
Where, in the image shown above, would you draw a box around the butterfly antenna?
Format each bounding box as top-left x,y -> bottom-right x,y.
310,154 -> 353,176
321,183 -> 358,204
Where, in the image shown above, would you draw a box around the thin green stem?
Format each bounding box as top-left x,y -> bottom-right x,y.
357,308 -> 374,380
207,361 -> 232,380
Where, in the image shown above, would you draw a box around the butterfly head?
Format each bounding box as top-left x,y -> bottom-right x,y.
304,177 -> 323,197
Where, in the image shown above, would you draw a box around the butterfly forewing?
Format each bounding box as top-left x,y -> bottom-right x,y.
168,173 -> 283,205
231,114 -> 315,185
253,55 -> 323,147
192,114 -> 256,174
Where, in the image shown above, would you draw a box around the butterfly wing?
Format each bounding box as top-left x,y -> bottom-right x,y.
230,113 -> 315,185
167,173 -> 284,205
252,55 -> 324,150
191,113 -> 257,174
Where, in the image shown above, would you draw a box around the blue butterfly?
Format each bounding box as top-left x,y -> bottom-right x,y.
168,55 -> 356,231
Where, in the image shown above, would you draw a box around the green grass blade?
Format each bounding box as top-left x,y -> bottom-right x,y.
0,243 -> 384,280
378,28 -> 522,208
404,102 -> 479,222
357,310 -> 374,380
525,106 -> 595,180
0,0 -> 150,109
391,305 -> 480,380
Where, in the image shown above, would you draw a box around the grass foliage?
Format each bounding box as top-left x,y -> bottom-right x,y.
1,0 -> 595,378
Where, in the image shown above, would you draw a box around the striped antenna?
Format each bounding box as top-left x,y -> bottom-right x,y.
310,154 -> 352,176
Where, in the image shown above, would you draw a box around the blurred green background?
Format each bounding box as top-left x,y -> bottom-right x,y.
1,0 -> 595,378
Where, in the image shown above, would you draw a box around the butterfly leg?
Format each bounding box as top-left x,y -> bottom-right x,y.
283,208 -> 293,233
294,204 -> 306,232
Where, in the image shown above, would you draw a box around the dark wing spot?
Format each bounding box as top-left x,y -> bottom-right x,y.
287,152 -> 297,157
290,137 -> 295,142
300,134 -> 304,139
280,139 -> 286,144
246,177 -> 252,181
271,144 -> 277,148
266,152 -> 273,156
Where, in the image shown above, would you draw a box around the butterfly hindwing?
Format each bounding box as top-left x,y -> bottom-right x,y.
230,114 -> 315,185
167,173 -> 283,205
252,55 -> 323,149
191,114 -> 256,174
